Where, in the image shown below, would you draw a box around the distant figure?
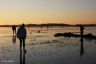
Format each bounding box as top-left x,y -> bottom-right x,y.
12,35 -> 16,44
12,25 -> 16,34
17,24 -> 27,51
80,25 -> 85,56
80,25 -> 84,40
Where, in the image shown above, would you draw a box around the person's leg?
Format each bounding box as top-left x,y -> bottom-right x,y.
22,39 -> 26,64
23,38 -> 27,54
15,30 -> 16,34
19,38 -> 22,49
81,31 -> 83,40
13,30 -> 14,34
23,39 -> 25,49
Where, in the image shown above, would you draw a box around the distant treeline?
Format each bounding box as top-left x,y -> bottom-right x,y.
0,23 -> 96,27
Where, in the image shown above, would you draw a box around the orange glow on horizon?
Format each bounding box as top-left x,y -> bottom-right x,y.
0,0 -> 96,25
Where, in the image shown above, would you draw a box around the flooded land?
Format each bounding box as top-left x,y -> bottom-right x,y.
0,27 -> 96,64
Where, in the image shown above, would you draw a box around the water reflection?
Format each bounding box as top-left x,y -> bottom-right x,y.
20,48 -> 27,64
12,35 -> 16,44
80,38 -> 84,56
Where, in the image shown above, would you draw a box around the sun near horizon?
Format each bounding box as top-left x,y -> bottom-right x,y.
0,0 -> 96,25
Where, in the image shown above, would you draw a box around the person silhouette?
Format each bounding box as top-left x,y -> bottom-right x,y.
12,25 -> 16,34
80,25 -> 85,56
17,24 -> 27,51
80,25 -> 84,40
12,35 -> 16,44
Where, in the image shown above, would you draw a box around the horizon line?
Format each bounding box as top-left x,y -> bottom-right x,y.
0,23 -> 96,25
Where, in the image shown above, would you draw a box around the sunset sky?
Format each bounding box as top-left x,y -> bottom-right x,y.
0,0 -> 96,25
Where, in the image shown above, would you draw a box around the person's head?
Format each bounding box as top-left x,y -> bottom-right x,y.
21,24 -> 25,28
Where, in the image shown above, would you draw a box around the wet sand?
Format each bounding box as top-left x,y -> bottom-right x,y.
0,27 -> 96,64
